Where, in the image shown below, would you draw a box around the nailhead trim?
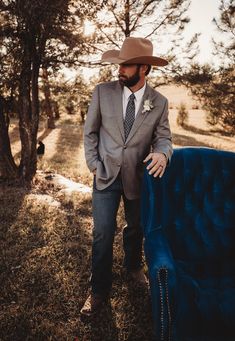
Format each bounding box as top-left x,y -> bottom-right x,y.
157,267 -> 172,341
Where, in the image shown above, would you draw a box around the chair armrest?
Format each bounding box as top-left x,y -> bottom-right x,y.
144,226 -> 175,275
144,227 -> 178,341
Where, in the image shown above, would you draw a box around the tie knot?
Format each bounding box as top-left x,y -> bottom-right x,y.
129,93 -> 135,101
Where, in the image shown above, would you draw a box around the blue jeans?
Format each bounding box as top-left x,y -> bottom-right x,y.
91,174 -> 143,297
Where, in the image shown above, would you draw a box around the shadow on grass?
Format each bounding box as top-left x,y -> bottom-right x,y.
0,185 -> 28,246
52,124 -> 83,159
79,304 -> 119,341
0,190 -> 94,340
172,132 -> 216,148
0,188 -> 153,341
0,186 -> 30,340
182,124 -> 213,136
125,283 -> 153,341
45,124 -> 85,179
182,124 -> 234,138
209,127 -> 234,137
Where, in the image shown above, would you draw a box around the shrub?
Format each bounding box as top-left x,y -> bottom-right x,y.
177,102 -> 189,127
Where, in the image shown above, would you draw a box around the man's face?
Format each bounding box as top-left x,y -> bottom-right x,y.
118,64 -> 141,88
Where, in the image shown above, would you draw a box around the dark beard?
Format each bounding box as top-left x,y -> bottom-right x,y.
118,66 -> 140,88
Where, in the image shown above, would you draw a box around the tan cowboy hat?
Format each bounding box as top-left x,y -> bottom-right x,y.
101,37 -> 168,66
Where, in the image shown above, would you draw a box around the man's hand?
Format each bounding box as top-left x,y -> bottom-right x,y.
143,152 -> 167,178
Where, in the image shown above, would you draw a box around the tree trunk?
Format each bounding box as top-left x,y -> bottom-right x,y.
18,35 -> 40,182
30,56 -> 40,174
124,0 -> 130,37
53,101 -> 60,120
0,97 -> 18,179
42,66 -> 55,129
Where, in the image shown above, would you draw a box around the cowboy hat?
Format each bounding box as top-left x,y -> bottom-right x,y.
101,37 -> 168,66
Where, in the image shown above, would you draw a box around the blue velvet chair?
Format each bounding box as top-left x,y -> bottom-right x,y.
141,147 -> 235,341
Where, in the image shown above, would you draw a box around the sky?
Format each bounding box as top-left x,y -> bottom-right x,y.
183,0 -> 222,64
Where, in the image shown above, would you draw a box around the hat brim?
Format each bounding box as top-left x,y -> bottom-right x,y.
101,49 -> 168,66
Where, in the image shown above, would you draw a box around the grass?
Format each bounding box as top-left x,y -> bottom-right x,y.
1,102 -> 235,341
0,179 -> 152,340
1,119 -> 152,340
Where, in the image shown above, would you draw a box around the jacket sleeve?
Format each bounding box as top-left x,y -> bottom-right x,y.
152,99 -> 173,162
84,85 -> 101,172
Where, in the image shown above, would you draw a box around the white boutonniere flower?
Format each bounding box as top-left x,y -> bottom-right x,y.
142,99 -> 154,113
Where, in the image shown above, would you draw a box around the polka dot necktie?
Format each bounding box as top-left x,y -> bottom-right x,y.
124,93 -> 135,141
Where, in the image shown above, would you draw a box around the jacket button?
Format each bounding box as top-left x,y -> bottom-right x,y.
124,145 -> 127,149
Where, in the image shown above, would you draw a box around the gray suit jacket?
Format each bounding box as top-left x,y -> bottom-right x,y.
84,81 -> 173,199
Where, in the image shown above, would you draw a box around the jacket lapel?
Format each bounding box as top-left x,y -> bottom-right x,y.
112,82 -> 125,142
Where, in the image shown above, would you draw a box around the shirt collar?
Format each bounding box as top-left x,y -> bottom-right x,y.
123,82 -> 146,101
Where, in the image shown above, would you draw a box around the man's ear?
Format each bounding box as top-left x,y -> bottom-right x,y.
140,64 -> 148,75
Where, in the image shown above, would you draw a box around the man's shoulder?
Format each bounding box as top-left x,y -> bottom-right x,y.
147,84 -> 168,103
96,80 -> 119,90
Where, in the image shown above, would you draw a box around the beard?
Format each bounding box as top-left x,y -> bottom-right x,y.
118,66 -> 141,88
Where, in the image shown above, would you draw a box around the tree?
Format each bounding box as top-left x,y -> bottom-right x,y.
175,0 -> 235,133
41,67 -> 56,129
212,0 -> 234,67
0,0 -> 96,182
44,72 -> 91,123
90,0 -> 190,43
0,96 -> 19,179
83,0 -> 198,85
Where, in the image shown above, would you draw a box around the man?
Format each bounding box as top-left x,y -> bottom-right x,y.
82,37 -> 173,316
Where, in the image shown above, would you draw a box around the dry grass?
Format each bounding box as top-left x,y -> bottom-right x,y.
0,175 -> 152,341
169,109 -> 235,151
1,87 -> 235,341
1,114 -> 153,341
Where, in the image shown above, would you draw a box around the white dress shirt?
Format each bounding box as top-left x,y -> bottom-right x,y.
122,83 -> 146,119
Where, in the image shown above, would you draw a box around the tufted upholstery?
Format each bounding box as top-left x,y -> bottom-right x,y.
141,147 -> 235,341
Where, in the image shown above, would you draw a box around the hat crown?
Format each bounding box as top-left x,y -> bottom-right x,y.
119,37 -> 153,60
100,36 -> 168,66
